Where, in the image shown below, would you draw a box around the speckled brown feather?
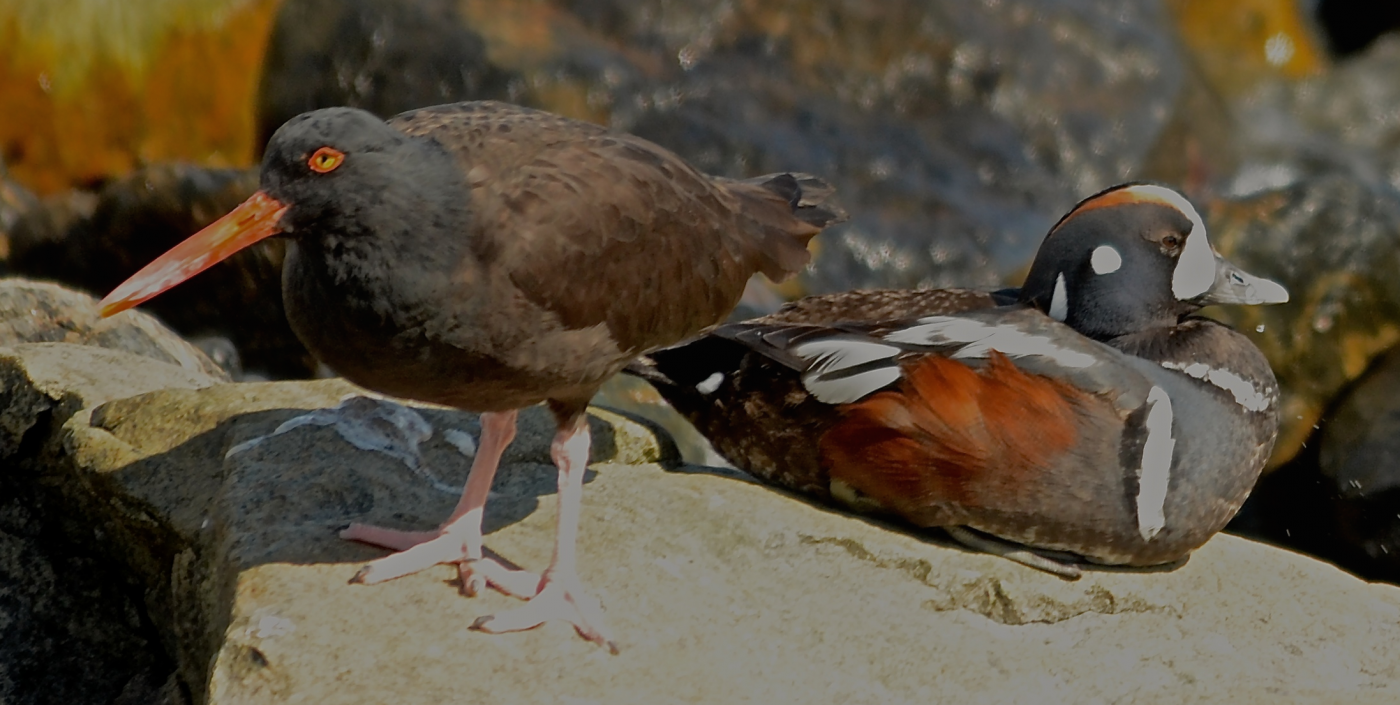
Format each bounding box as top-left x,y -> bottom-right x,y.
760,287 -> 1008,326
390,102 -> 842,357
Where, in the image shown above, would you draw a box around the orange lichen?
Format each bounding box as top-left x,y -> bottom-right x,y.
1166,0 -> 1327,97
0,0 -> 280,194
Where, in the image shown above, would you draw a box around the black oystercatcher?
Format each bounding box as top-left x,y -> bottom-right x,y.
100,101 -> 845,649
631,184 -> 1287,576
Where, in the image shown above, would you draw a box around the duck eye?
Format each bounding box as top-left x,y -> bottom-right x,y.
1160,234 -> 1181,250
308,146 -> 345,174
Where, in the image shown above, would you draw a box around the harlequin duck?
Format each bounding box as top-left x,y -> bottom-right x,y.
98,101 -> 847,650
629,183 -> 1288,577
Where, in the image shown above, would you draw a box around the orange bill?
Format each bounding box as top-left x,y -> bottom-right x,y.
100,191 -> 289,317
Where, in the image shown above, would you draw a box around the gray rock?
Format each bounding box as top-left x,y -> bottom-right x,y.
254,0 -> 515,150
604,0 -> 1189,294
1204,176 -> 1400,466
48,356 -> 667,704
0,344 -> 219,705
1229,35 -> 1400,199
0,342 -> 1391,702
0,278 -> 231,381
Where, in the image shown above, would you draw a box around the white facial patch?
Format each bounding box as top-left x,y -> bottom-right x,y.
1049,273 -> 1069,322
695,372 -> 725,395
883,316 -> 1096,369
1160,361 -> 1271,412
1136,385 -> 1175,541
1121,184 -> 1215,300
792,338 -> 903,404
1090,245 -> 1122,275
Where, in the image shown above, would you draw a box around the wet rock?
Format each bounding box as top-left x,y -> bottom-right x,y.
0,343 -> 1394,701
1227,35 -> 1400,199
7,163 -> 316,378
1206,175 -> 1400,466
255,0 -> 516,151
1234,344 -> 1400,584
595,0 -> 1190,294
256,0 -> 1193,298
0,160 -> 38,269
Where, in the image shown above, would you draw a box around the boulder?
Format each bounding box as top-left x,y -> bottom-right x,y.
0,343 -> 222,705
254,0 -> 515,151
1,343 -> 1396,703
0,279 -> 230,381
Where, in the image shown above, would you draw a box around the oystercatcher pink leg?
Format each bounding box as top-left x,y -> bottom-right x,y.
471,412 -> 618,653
342,409 -> 542,599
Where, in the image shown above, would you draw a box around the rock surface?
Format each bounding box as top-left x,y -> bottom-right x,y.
254,0 -> 515,150
0,344 -> 222,705
0,283 -> 225,704
2,342 -> 1398,703
1204,37 -> 1400,464
0,279 -> 230,380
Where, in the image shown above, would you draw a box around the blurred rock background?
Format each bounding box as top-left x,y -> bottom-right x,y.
5,2 -> 1400,698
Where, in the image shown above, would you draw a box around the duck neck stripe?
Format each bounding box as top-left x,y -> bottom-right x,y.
1160,361 -> 1271,412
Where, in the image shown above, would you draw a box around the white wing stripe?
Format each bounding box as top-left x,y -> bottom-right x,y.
883,316 -> 1096,369
802,367 -> 903,405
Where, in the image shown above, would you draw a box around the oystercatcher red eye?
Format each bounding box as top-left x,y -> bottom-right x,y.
308,146 -> 345,174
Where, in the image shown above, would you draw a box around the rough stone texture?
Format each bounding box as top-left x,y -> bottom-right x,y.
52,363 -> 668,705
0,343 -> 221,459
1204,176 -> 1400,471
0,343 -> 1387,703
245,0 -> 1197,298
0,279 -> 231,380
0,344 -> 221,705
254,0 -> 515,150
